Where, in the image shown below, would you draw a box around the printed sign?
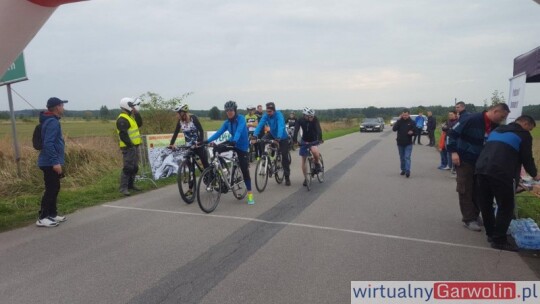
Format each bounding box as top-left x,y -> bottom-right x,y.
146,133 -> 185,180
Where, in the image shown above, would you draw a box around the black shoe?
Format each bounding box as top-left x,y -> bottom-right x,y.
491,241 -> 518,252
405,171 -> 410,178
400,171 -> 405,175
285,178 -> 291,186
303,180 -> 307,187
418,143 -> 422,145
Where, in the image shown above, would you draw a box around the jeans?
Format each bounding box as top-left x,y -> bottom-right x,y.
397,144 -> 412,172
439,150 -> 448,168
39,166 -> 61,219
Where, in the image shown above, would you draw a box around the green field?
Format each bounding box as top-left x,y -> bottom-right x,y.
0,118 -> 228,140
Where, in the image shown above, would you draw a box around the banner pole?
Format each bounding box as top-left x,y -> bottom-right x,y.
7,84 -> 22,177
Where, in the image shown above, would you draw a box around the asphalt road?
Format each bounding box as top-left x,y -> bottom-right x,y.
1,129 -> 538,304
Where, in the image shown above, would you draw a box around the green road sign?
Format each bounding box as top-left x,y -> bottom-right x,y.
0,53 -> 28,86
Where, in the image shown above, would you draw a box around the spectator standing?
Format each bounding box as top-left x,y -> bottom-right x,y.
442,110 -> 458,171
475,115 -> 540,251
413,112 -> 425,145
392,109 -> 415,178
447,103 -> 510,231
455,101 -> 469,122
36,97 -> 68,227
116,97 -> 143,196
426,111 -> 436,146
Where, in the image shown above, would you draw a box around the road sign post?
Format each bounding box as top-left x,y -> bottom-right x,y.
1,53 -> 28,177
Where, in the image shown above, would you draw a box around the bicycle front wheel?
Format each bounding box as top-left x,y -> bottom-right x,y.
177,159 -> 195,204
317,154 -> 324,183
274,154 -> 284,184
197,167 -> 221,213
255,156 -> 269,192
231,165 -> 247,200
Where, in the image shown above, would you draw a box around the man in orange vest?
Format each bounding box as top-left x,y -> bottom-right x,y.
116,97 -> 143,196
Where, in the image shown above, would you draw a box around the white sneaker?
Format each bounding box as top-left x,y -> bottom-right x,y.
51,215 -> 67,222
36,217 -> 59,228
443,166 -> 451,170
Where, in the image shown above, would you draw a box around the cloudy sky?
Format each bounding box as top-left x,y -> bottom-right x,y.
1,0 -> 540,111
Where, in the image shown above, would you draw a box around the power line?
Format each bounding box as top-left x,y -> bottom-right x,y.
10,88 -> 38,110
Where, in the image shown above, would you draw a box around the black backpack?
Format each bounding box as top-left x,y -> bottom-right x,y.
32,120 -> 52,150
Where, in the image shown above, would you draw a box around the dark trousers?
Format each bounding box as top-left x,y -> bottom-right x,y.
476,175 -> 514,243
428,129 -> 435,146
120,145 -> 140,191
39,166 -> 61,219
413,128 -> 422,144
455,161 -> 480,222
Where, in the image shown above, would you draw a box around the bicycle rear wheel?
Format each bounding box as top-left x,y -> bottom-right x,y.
177,159 -> 195,204
306,158 -> 313,191
197,167 -> 221,213
274,154 -> 284,184
231,165 -> 247,200
255,156 -> 269,192
317,154 -> 324,183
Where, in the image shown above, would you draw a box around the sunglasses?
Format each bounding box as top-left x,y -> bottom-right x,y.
266,110 -> 274,113
226,109 -> 235,113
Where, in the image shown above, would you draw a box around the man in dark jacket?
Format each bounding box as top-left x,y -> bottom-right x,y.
447,103 -> 510,231
392,109 -> 415,178
475,115 -> 540,251
36,97 -> 68,227
426,111 -> 436,146
116,97 -> 143,196
455,101 -> 469,122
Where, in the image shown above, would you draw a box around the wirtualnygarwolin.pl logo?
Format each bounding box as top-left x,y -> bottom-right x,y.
351,281 -> 539,303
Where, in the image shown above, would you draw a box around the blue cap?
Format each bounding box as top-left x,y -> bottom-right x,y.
47,97 -> 68,108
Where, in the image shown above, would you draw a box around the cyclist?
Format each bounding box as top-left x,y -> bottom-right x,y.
287,112 -> 297,129
252,102 -> 291,185
168,104 -> 209,195
293,107 -> 323,187
204,101 -> 254,205
245,105 -> 260,160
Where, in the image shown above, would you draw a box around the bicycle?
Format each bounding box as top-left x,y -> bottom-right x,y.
253,139 -> 285,192
196,143 -> 248,213
287,127 -> 296,151
175,145 -> 206,204
300,141 -> 324,191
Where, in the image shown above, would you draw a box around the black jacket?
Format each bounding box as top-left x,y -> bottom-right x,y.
392,117 -> 415,146
475,122 -> 537,185
293,116 -> 322,143
427,116 -> 436,131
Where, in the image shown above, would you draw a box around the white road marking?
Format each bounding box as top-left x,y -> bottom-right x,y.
103,204 -> 495,252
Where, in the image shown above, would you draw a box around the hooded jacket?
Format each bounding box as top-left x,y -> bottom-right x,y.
207,113 -> 249,152
37,111 -> 65,167
253,111 -> 287,140
475,122 -> 537,185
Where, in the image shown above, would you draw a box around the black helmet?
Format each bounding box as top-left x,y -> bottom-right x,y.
224,100 -> 237,112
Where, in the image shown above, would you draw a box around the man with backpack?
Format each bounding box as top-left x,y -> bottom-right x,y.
36,97 -> 68,227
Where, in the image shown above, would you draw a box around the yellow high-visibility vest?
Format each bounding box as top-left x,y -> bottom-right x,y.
117,113 -> 142,147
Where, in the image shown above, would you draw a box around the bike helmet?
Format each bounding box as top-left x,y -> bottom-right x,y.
302,107 -> 315,116
224,100 -> 237,112
120,97 -> 140,111
247,105 -> 255,110
174,103 -> 189,113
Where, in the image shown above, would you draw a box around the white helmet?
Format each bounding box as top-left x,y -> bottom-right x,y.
174,103 -> 189,112
247,105 -> 255,110
302,107 -> 315,116
120,97 -> 140,111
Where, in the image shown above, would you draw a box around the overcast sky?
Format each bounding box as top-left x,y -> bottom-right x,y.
1,0 -> 540,111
